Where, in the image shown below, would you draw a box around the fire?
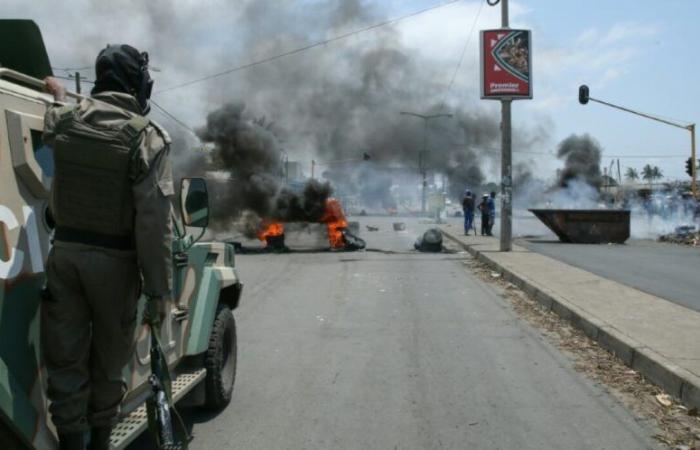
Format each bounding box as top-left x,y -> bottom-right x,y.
321,198 -> 348,249
258,220 -> 285,242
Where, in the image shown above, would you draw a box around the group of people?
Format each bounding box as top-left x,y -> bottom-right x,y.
462,190 -> 496,236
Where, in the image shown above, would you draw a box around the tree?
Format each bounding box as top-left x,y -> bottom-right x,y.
651,166 -> 663,183
641,164 -> 654,188
625,167 -> 639,182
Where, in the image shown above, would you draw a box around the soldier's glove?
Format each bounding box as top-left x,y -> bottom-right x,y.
143,296 -> 168,327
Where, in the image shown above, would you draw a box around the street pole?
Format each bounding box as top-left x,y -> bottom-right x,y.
74,71 -> 81,94
499,0 -> 513,251
580,86 -> 697,198
421,118 -> 428,216
400,111 -> 453,217
691,124 -> 697,198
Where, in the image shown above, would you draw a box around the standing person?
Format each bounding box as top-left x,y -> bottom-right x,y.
487,191 -> 497,236
42,44 -> 173,450
462,190 -> 474,235
479,193 -> 490,236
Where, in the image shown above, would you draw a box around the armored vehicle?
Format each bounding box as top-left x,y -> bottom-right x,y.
0,20 -> 242,449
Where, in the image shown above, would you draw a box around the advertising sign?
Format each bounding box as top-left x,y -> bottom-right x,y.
480,29 -> 532,99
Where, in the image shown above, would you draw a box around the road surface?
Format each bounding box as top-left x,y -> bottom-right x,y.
517,237 -> 700,313
129,217 -> 658,449
445,212 -> 700,312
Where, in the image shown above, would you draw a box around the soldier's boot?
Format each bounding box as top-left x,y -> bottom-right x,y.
88,426 -> 112,450
58,432 -> 86,450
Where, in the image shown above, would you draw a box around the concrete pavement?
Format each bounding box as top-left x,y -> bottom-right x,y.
440,223 -> 700,411
127,217 -> 660,449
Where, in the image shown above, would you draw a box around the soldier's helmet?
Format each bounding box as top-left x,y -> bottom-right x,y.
92,44 -> 153,114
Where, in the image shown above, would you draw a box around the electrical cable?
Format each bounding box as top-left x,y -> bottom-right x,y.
155,0 -> 463,94
438,0 -> 484,112
52,66 -> 92,72
150,99 -> 199,136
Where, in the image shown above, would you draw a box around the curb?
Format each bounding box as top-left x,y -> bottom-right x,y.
442,229 -> 700,410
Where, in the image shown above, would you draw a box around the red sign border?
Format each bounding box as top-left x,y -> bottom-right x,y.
480,28 -> 533,100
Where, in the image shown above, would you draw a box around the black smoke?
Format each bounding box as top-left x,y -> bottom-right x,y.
557,134 -> 602,189
193,102 -> 332,233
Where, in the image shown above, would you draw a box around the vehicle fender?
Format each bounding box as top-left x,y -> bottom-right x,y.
185,266 -> 238,355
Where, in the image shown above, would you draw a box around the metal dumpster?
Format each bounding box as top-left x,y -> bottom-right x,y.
529,209 -> 630,244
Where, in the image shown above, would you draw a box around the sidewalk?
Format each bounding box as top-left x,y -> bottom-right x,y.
440,224 -> 700,409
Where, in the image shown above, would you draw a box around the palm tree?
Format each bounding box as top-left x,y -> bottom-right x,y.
641,164 -> 654,189
625,167 -> 639,182
651,166 -> 663,184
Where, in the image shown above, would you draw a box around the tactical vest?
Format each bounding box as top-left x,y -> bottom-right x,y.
52,104 -> 150,249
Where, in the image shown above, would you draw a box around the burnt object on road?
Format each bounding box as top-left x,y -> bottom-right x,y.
341,229 -> 366,251
257,221 -> 289,252
529,209 -> 630,244
415,228 -> 443,252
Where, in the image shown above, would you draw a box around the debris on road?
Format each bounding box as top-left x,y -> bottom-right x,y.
366,225 -> 379,231
656,394 -> 673,407
659,227 -> 699,247
393,222 -> 406,231
414,228 -> 443,252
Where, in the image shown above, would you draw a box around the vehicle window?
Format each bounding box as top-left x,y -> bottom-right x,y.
30,129 -> 53,177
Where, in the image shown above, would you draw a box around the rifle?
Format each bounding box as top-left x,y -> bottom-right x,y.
146,320 -> 188,450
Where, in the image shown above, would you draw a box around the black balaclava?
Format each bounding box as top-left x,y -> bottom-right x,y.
91,44 -> 153,114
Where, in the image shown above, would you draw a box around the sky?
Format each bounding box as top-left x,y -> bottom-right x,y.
383,0 -> 700,181
3,0 -> 698,182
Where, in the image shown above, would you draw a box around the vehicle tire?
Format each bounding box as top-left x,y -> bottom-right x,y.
203,304 -> 237,410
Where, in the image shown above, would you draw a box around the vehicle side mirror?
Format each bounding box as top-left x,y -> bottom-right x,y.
180,177 -> 209,228
578,85 -> 589,105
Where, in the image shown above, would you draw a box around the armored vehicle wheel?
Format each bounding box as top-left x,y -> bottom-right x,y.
204,304 -> 237,410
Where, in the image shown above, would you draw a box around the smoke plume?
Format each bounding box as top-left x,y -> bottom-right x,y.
557,134 -> 602,189
194,102 -> 332,233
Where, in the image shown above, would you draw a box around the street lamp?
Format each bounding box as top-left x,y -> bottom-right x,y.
579,85 -> 697,198
400,111 -> 453,215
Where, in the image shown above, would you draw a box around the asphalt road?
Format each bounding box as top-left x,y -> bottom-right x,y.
445,212 -> 700,313
515,238 -> 700,313
130,217 -> 657,449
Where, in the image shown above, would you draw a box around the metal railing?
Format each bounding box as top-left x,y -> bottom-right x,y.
0,68 -> 82,100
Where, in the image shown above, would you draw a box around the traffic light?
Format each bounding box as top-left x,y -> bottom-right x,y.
686,157 -> 698,177
578,85 -> 590,105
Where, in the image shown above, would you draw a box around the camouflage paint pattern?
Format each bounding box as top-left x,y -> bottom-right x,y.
0,74 -> 241,449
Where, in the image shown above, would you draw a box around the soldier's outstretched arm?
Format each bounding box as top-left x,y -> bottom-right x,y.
132,127 -> 174,298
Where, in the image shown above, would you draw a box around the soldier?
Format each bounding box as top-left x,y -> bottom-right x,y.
42,44 -> 173,450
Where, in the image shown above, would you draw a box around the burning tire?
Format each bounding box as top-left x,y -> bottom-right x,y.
204,304 -> 237,410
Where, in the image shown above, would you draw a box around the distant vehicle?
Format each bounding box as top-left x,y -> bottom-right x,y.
445,200 -> 463,217
0,20 -> 242,449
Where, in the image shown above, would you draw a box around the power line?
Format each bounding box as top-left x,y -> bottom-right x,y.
52,65 -> 92,72
438,0 -> 484,111
150,100 -> 199,136
155,0 -> 463,94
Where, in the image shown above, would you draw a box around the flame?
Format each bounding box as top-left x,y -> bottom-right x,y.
258,220 -> 285,242
321,198 -> 348,249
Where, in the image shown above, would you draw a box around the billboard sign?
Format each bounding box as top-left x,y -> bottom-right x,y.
480,29 -> 532,99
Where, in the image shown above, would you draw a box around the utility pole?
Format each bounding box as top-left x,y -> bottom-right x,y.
499,0 -> 513,251
579,85 -> 697,198
400,111 -> 453,216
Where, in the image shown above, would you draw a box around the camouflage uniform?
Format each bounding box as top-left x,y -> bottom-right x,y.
41,91 -> 173,434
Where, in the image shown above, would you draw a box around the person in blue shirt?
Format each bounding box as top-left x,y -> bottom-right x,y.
461,190 -> 475,235
486,191 -> 497,236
